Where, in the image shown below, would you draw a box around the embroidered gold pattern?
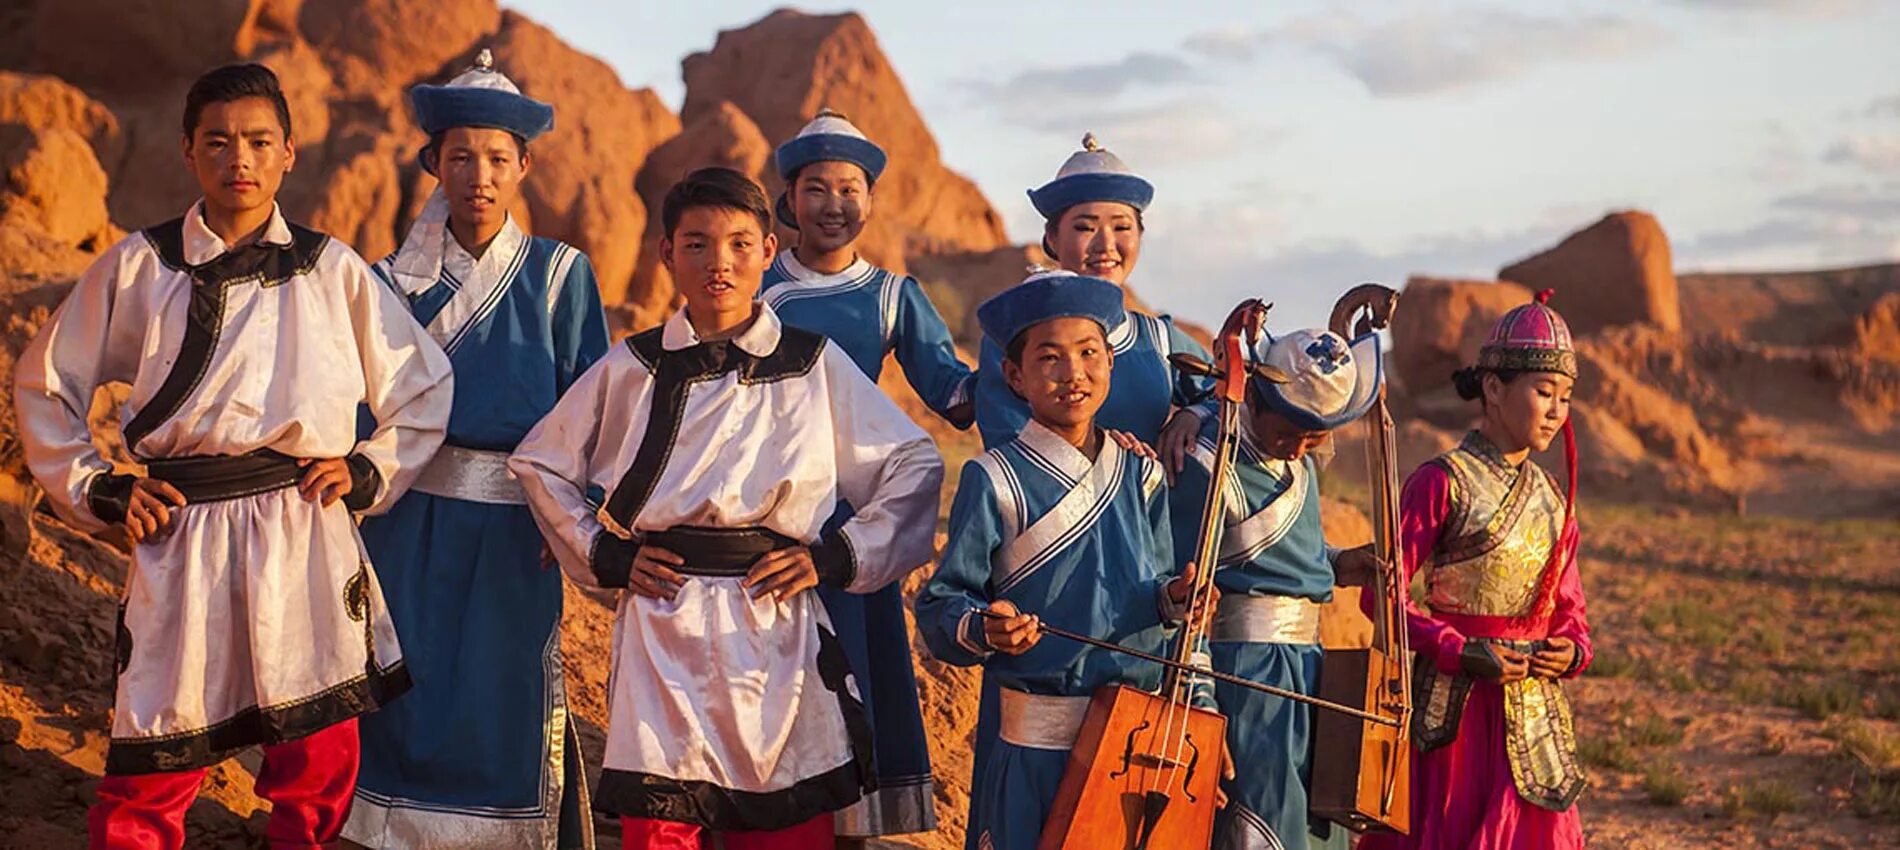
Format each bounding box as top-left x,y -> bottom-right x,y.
1425,432 -> 1566,617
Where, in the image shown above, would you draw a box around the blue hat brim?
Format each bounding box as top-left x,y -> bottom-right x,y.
976,274 -> 1127,350
775,134 -> 887,184
1254,332 -> 1384,431
411,85 -> 555,141
1027,172 -> 1155,220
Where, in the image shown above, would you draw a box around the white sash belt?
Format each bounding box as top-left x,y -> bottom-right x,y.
410,445 -> 527,505
1211,594 -> 1322,645
998,688 -> 1092,751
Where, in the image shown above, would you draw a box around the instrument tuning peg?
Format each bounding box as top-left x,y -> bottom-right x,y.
1167,352 -> 1217,378
1249,363 -> 1293,385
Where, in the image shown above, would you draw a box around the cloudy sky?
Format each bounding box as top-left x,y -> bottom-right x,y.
516,0 -> 1900,328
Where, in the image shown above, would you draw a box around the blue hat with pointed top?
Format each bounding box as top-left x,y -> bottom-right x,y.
409,48 -> 554,142
1027,133 -> 1155,220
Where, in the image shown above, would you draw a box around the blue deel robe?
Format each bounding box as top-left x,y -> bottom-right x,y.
351,225 -> 609,849
1171,419 -> 1348,850
917,421 -> 1198,850
761,250 -> 973,835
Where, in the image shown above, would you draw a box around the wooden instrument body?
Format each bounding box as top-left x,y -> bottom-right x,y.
1311,646 -> 1412,833
1039,685 -> 1226,850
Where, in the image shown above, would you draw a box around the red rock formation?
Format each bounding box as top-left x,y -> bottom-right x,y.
28,0 -> 263,91
1500,210 -> 1681,336
679,9 -> 1006,276
0,73 -> 121,161
0,125 -> 113,251
296,0 -> 501,93
1389,276 -> 1534,400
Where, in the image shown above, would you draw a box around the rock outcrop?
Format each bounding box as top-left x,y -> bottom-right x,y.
1499,210 -> 1681,336
679,9 -> 1007,276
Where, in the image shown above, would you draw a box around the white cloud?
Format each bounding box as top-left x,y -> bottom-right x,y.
1023,99 -> 1280,163
1143,218 -> 1567,328
1292,10 -> 1670,97
1675,215 -> 1900,269
967,52 -> 1195,102
1179,9 -> 1671,98
1824,133 -> 1900,174
1773,183 -> 1900,219
1180,27 -> 1259,63
1671,0 -> 1877,19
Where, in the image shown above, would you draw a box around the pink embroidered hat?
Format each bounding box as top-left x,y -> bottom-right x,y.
1478,289 -> 1576,378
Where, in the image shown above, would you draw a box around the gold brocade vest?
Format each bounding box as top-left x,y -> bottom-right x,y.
1411,432 -> 1586,812
1423,432 -> 1568,618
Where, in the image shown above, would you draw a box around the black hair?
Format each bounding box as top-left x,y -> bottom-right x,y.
419,129 -> 529,175
183,63 -> 293,140
1004,333 -> 1028,364
1040,206 -> 1146,264
662,167 -> 772,240
1452,367 -> 1523,402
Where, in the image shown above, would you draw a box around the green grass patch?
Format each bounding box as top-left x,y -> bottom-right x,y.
1587,648 -> 1637,679
1826,720 -> 1900,823
1722,779 -> 1805,820
1640,599 -> 1730,648
1577,734 -> 1643,773
1780,677 -> 1861,721
1641,760 -> 1693,807
1628,714 -> 1686,749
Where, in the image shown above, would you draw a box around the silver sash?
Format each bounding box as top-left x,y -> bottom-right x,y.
998,688 -> 1092,751
410,445 -> 527,505
1210,594 -> 1321,645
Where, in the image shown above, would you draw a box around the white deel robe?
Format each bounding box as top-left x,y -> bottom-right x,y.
509,301 -> 943,831
12,201 -> 452,775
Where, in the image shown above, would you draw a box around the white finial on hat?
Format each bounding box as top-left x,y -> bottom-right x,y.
1055,133 -> 1134,180
446,46 -> 522,94
795,107 -> 869,140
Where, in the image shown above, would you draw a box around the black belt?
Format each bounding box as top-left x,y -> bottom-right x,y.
144,449 -> 303,504
643,526 -> 800,576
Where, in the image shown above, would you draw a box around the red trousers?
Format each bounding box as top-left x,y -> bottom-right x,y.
620,813 -> 833,849
88,718 -> 359,850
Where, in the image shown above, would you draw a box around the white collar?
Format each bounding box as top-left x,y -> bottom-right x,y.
442,212 -> 525,289
775,250 -> 874,287
384,189 -> 525,295
1016,419 -> 1102,483
661,300 -> 783,357
182,200 -> 293,266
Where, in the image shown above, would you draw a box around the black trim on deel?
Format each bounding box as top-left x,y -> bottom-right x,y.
86,471 -> 136,525
604,327 -> 827,531
594,759 -> 863,831
124,218 -> 330,454
590,531 -> 638,589
810,529 -> 857,588
104,661 -> 410,775
341,453 -> 382,512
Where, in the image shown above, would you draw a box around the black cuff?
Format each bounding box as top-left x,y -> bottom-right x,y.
591,532 -> 639,589
1561,643 -> 1586,678
961,609 -> 994,654
1459,642 -> 1506,681
341,454 -> 382,512
87,472 -> 137,525
810,529 -> 858,589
